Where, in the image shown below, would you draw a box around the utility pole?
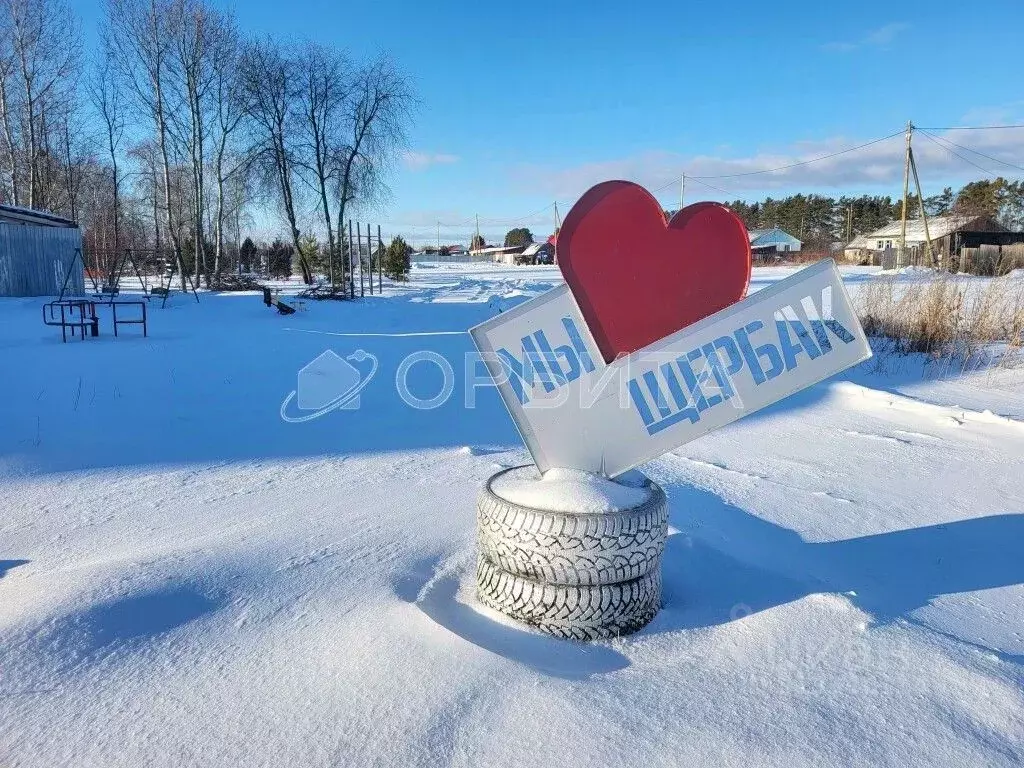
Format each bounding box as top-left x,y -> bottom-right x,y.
909,150 -> 936,267
436,221 -> 440,254
366,222 -> 373,295
553,201 -> 561,265
475,214 -> 480,250
348,219 -> 355,298
357,222 -> 365,297
679,173 -> 686,212
899,120 -> 913,266
846,204 -> 853,243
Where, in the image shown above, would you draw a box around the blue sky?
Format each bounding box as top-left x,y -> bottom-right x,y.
75,0 -> 1024,245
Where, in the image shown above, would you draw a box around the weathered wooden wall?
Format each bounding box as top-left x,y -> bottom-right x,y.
0,224 -> 83,297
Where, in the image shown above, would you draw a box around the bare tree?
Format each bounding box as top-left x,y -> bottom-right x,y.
170,0 -> 219,285
209,13 -> 247,280
107,0 -> 188,289
241,37 -> 312,283
129,140 -> 164,253
335,56 -> 413,277
294,42 -> 351,288
0,20 -> 19,204
89,48 -> 124,256
54,108 -> 91,222
3,0 -> 80,210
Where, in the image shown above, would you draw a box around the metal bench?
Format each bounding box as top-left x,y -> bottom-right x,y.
110,300 -> 148,337
42,300 -> 99,343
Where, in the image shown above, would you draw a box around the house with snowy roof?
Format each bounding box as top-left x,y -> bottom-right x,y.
748,227 -> 802,261
842,214 -> 1022,266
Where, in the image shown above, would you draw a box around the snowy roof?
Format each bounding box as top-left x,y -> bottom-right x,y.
0,203 -> 77,228
748,227 -> 802,246
468,246 -> 521,255
845,234 -> 875,250
861,215 -> 1002,243
520,243 -> 544,256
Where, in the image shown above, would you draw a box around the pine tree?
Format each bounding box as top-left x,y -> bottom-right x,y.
240,237 -> 258,273
383,236 -> 411,281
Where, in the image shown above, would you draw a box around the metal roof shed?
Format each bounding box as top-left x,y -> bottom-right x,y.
0,204 -> 83,297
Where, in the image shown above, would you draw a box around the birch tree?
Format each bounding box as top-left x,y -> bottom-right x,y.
0,22 -> 19,205
89,48 -> 124,256
334,56 -> 412,270
294,42 -> 350,288
3,0 -> 79,210
209,14 -> 247,279
241,38 -> 312,283
107,0 -> 188,289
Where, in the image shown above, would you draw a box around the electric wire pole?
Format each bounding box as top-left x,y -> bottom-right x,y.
553,201 -> 561,265
679,174 -> 686,212
899,121 -> 913,266
909,148 -> 936,267
899,120 -> 936,267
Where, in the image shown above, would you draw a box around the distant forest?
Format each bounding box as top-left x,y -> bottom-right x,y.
711,178 -> 1024,250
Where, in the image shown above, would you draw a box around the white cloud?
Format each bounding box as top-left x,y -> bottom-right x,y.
401,151 -> 460,171
823,22 -> 908,53
511,126 -> 1024,202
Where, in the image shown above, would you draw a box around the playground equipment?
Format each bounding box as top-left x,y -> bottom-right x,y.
152,257 -> 200,308
99,248 -> 151,300
42,299 -> 147,343
42,300 -> 99,342
69,247 -> 201,307
263,287 -> 296,315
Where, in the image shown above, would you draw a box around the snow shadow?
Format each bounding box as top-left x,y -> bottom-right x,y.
653,481 -> 1024,643
1,295 -> 524,474
401,557 -> 630,680
61,585 -> 220,655
0,559 -> 29,579
0,290 -> 1000,475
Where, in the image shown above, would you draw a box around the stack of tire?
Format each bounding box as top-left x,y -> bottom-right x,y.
476,466 -> 669,641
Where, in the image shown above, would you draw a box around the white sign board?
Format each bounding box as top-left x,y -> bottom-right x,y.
469,259 -> 872,476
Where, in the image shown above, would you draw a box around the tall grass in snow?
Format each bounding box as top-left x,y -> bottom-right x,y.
856,274 -> 1024,370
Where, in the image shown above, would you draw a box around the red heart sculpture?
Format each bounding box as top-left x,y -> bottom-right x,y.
558,181 -> 751,363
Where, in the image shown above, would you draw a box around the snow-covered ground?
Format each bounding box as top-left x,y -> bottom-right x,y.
1,263 -> 1023,766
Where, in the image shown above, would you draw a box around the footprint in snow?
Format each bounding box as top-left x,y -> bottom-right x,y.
893,429 -> 942,441
675,455 -> 767,480
456,446 -> 503,457
812,490 -> 855,504
843,429 -> 912,445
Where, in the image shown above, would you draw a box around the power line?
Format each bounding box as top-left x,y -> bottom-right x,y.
687,130 -> 905,179
640,129 -> 906,200
918,129 -> 1024,174
918,131 -> 999,177
386,122 -> 1021,234
478,203 -> 554,226
685,176 -> 734,197
917,124 -> 1024,131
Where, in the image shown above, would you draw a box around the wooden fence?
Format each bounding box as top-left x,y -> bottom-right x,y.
0,224 -> 83,297
959,244 -> 1024,276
